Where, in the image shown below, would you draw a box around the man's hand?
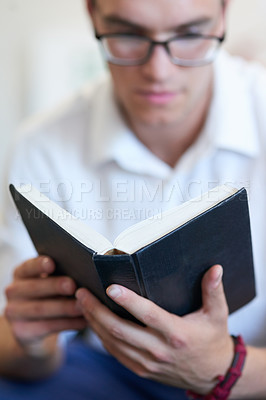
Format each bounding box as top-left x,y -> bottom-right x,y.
4,256 -> 87,349
76,264 -> 234,394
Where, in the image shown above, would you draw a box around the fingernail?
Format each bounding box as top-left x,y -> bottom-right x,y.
42,257 -> 54,273
75,289 -> 86,302
213,265 -> 223,289
107,285 -> 122,299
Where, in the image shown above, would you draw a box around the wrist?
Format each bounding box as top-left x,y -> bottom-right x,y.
20,334 -> 60,360
187,335 -> 247,400
23,340 -> 53,358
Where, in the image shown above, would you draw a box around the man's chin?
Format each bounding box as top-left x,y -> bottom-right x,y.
132,109 -> 183,128
119,99 -> 184,129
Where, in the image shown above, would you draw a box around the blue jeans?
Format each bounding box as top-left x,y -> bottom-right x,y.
0,338 -> 187,400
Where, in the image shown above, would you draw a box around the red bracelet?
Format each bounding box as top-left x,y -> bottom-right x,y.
186,335 -> 246,400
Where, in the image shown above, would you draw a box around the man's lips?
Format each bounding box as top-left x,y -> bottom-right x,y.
135,90 -> 180,105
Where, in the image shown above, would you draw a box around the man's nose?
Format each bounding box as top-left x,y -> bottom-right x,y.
141,44 -> 178,81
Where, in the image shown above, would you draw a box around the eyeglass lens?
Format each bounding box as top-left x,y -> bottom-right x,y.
102,36 -> 220,64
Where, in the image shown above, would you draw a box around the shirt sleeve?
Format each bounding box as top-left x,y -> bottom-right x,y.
0,129 -> 48,313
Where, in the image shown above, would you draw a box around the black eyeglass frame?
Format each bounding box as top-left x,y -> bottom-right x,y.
95,32 -> 226,67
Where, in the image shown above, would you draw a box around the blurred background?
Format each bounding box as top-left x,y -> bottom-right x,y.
1,0 -> 266,201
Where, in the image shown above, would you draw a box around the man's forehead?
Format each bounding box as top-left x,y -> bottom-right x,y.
95,0 -> 222,30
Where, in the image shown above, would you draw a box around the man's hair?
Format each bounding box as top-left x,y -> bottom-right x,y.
91,0 -> 225,9
90,0 -> 225,12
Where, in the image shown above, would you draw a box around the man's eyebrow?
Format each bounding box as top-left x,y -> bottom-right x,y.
177,17 -> 214,32
100,15 -> 146,30
100,14 -> 213,32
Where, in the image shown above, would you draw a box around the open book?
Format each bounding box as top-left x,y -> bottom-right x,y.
10,184 -> 256,321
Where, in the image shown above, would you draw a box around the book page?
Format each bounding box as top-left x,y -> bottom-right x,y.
15,184 -> 113,255
14,184 -> 238,257
113,185 -> 238,254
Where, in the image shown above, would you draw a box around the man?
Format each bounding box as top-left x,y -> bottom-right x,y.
0,0 -> 266,399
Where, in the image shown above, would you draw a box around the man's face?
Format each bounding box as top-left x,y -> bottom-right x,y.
90,0 -> 225,129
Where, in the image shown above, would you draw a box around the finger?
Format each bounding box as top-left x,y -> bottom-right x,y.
98,322 -> 172,369
102,337 -> 159,380
76,288 -> 141,339
201,265 -> 229,320
11,318 -> 88,343
5,299 -> 83,320
76,288 -> 165,354
76,288 -> 120,324
5,276 -> 77,300
103,338 -> 174,383
106,284 -> 177,334
14,256 -> 55,280
103,340 -> 148,378
77,285 -> 175,337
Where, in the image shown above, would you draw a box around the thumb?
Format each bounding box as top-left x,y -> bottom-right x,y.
201,265 -> 229,319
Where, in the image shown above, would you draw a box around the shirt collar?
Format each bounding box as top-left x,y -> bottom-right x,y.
205,49 -> 260,158
88,76 -> 128,166
88,75 -> 172,178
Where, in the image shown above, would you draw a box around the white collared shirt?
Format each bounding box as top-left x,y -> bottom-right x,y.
1,50 -> 266,346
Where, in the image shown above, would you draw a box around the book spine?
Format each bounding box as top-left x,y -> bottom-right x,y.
131,252 -> 148,298
92,253 -> 144,322
93,253 -> 142,293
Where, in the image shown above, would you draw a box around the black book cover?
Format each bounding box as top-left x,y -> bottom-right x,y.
9,185 -> 256,320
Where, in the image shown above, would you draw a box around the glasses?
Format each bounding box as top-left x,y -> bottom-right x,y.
95,32 -> 225,67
